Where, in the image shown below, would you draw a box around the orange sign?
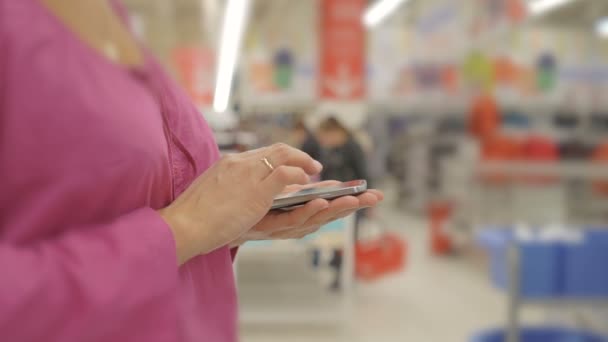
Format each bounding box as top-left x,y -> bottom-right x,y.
172,47 -> 215,106
507,0 -> 527,22
319,0 -> 366,100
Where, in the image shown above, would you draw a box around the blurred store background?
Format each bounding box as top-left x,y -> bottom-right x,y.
123,0 -> 608,341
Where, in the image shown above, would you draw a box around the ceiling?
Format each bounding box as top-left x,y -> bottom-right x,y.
121,0 -> 608,62
533,0 -> 608,27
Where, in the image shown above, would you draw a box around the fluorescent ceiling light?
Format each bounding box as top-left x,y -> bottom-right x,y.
597,17 -> 608,38
363,0 -> 410,28
528,0 -> 576,17
213,0 -> 251,113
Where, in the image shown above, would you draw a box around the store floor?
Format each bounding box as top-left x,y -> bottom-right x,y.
239,210 -> 534,342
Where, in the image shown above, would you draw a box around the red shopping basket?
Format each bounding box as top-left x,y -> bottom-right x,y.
592,142 -> 608,196
428,202 -> 453,256
355,233 -> 407,281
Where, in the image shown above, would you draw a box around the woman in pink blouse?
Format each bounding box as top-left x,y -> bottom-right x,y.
0,0 -> 382,341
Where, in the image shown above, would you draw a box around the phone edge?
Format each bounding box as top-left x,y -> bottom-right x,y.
270,183 -> 367,210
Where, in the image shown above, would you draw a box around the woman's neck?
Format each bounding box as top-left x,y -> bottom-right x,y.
40,0 -> 144,67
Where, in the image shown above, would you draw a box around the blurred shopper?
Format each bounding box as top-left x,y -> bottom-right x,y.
0,1 -> 384,341
317,117 -> 371,290
317,117 -> 370,184
290,118 -> 322,161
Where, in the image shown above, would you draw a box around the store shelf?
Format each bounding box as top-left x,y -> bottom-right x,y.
477,162 -> 608,180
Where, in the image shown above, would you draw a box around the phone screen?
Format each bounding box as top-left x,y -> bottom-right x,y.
275,180 -> 365,199
272,180 -> 367,209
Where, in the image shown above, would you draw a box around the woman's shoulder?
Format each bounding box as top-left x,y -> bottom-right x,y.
0,0 -> 8,91
0,1 -> 37,80
0,0 -> 7,36
0,1 -> 37,45
0,0 -> 23,26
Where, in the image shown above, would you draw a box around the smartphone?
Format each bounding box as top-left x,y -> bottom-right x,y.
271,180 -> 368,210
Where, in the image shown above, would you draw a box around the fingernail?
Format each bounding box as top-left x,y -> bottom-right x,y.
313,160 -> 323,171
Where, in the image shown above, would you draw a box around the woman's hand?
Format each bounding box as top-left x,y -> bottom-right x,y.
230,181 -> 384,246
159,143 -> 324,265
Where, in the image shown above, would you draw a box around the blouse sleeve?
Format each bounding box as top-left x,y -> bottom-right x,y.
0,12 -> 6,110
0,208 -> 179,341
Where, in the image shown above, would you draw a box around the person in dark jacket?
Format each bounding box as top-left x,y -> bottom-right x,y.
317,117 -> 369,183
291,119 -> 322,162
317,117 -> 370,290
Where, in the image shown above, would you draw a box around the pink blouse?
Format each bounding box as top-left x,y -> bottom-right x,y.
0,1 -> 237,341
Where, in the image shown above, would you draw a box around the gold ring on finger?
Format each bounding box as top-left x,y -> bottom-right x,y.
261,157 -> 275,172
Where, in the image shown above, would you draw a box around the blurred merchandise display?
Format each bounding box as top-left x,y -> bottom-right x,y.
172,47 -> 216,107
273,48 -> 294,90
471,327 -> 607,342
559,138 -> 593,161
521,135 -> 559,184
592,143 -> 608,196
470,93 -> 501,141
590,113 -> 608,132
553,111 -> 580,131
463,51 -> 496,91
536,52 -> 558,92
480,135 -> 523,184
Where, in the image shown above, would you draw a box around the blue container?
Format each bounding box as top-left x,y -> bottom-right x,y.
471,327 -> 608,342
563,230 -> 608,297
477,229 -> 562,298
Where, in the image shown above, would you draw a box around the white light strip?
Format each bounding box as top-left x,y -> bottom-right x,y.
597,17 -> 608,38
363,0 -> 410,28
528,0 -> 576,16
213,0 -> 251,113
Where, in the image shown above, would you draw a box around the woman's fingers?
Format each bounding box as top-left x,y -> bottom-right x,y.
305,196 -> 360,223
315,209 -> 358,228
260,199 -> 329,232
355,191 -> 381,208
310,208 -> 358,227
250,143 -> 323,178
366,189 -> 385,201
271,207 -> 356,240
309,180 -> 342,188
281,180 -> 342,194
300,191 -> 381,226
262,166 -> 312,195
271,224 -> 323,239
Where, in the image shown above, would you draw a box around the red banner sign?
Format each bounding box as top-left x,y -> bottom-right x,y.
319,0 -> 366,100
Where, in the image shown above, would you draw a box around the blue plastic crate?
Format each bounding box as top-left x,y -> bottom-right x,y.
477,229 -> 562,298
471,327 -> 608,342
563,230 -> 608,297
